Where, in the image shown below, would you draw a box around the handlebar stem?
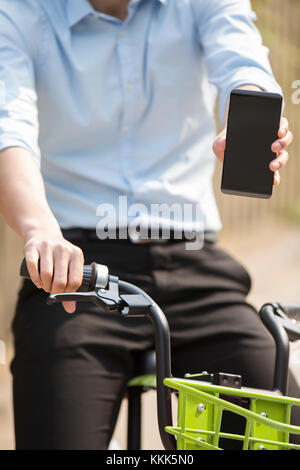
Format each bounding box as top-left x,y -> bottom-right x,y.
118,280 -> 176,451
48,276 -> 177,450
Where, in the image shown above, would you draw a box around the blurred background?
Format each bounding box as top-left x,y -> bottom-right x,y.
0,0 -> 300,450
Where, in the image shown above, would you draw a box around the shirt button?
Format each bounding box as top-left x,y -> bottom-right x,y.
123,125 -> 130,132
126,82 -> 132,90
119,29 -> 125,36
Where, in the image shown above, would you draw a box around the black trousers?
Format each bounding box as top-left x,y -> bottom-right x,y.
11,237 -> 300,450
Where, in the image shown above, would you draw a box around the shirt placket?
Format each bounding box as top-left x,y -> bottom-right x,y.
117,19 -> 139,205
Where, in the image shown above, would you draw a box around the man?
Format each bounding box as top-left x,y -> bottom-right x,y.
0,0 -> 297,449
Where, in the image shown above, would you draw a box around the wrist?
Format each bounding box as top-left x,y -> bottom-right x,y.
21,217 -> 63,243
237,85 -> 263,93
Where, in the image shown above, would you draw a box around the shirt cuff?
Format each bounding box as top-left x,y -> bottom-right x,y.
218,67 -> 283,127
0,139 -> 41,166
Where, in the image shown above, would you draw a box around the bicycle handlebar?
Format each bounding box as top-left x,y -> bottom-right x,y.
277,302 -> 300,323
259,302 -> 300,395
270,302 -> 300,343
20,258 -> 109,292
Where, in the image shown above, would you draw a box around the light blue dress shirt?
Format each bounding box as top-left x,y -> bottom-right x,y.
0,0 -> 282,231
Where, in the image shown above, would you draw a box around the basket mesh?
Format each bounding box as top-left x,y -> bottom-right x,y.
164,377 -> 300,450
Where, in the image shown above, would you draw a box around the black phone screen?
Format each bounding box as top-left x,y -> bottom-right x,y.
221,89 -> 283,199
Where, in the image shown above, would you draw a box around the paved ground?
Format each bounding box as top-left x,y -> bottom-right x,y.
1,215 -> 299,450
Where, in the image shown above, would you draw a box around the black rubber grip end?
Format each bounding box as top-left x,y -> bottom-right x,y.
20,258 -> 31,279
20,258 -> 95,292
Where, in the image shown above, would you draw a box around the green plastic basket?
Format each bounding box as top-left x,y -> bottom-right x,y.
164,376 -> 300,450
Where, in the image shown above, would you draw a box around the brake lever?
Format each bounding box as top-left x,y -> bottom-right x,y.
48,276 -> 152,317
47,290 -> 116,309
273,303 -> 300,325
272,302 -> 300,342
48,276 -> 124,312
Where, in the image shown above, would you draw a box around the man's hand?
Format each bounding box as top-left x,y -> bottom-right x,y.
213,116 -> 293,186
24,230 -> 84,314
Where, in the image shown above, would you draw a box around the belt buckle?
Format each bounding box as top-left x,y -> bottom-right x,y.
129,232 -> 168,245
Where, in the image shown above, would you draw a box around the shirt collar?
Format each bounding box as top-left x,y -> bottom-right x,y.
66,0 -> 168,28
66,0 -> 94,28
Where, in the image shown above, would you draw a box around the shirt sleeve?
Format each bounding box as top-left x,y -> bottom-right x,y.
0,6 -> 41,164
191,0 -> 283,125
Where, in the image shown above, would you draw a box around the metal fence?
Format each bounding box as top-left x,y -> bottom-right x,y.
214,0 -> 300,230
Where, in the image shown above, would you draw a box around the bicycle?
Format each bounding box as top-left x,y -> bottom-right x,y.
20,260 -> 300,450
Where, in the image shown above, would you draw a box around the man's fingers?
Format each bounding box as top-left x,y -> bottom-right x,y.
51,244 -> 84,314
62,301 -> 77,315
66,249 -> 84,293
278,117 -> 289,138
63,249 -> 84,314
270,117 -> 291,185
272,131 -> 293,153
274,170 -> 280,186
24,246 -> 42,289
51,245 -> 70,294
270,150 -> 289,172
39,243 -> 54,292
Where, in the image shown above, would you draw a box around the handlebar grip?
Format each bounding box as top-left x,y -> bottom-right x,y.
20,258 -> 96,292
277,302 -> 300,322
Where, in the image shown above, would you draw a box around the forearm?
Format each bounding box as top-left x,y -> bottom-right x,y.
0,147 -> 62,242
0,147 -> 83,313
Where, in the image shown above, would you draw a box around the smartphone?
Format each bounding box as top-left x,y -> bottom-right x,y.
221,89 -> 283,199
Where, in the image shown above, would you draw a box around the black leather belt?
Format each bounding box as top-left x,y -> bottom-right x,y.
62,228 -> 219,245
